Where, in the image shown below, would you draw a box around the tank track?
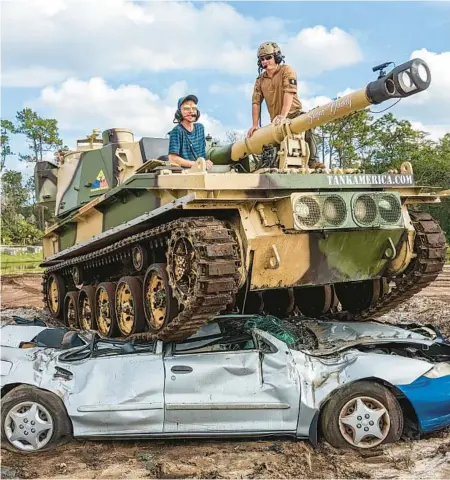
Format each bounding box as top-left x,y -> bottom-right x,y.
332,211 -> 447,321
42,217 -> 241,342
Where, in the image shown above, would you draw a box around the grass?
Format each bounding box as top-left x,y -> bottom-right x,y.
0,251 -> 44,275
1,251 -> 43,264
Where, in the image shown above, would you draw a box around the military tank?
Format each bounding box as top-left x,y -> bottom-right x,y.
35,58 -> 447,341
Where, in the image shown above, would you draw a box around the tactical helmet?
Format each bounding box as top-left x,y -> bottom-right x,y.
257,42 -> 284,69
257,42 -> 281,58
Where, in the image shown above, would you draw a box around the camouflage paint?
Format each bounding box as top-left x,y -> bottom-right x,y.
77,146 -> 116,206
58,226 -> 77,252
102,190 -> 161,231
311,229 -> 403,282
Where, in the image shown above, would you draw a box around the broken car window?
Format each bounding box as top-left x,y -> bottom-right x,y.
174,333 -> 255,354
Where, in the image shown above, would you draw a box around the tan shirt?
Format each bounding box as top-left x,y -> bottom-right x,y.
252,64 -> 302,121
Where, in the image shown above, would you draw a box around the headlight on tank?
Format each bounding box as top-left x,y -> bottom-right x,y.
378,194 -> 402,224
353,194 -> 377,225
323,195 -> 347,226
293,196 -> 321,228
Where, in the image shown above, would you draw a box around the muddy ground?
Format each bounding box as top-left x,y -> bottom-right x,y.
1,269 -> 449,479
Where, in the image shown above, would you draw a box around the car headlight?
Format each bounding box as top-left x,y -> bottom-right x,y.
423,362 -> 450,379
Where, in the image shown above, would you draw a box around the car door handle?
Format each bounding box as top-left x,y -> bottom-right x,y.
171,365 -> 193,374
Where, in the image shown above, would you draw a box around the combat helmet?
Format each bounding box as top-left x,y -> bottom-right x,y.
257,41 -> 285,68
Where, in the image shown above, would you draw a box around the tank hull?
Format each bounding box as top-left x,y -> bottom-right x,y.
40,170 -> 447,341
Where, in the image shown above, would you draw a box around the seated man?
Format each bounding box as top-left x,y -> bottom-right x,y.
168,94 -> 213,169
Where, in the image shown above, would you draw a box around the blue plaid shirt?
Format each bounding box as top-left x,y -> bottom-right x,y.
168,123 -> 206,162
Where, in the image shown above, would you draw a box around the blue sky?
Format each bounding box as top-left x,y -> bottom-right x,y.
2,0 -> 450,176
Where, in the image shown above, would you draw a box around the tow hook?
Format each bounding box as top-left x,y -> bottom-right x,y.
383,237 -> 397,260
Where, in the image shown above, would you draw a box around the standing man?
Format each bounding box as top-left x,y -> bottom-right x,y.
168,94 -> 213,169
248,42 -> 323,168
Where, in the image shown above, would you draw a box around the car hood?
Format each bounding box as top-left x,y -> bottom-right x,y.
305,320 -> 430,346
287,319 -> 449,357
0,324 -> 50,348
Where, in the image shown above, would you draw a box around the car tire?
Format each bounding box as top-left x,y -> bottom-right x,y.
320,381 -> 403,450
1,385 -> 72,453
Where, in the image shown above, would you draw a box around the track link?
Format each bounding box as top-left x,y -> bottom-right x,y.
333,211 -> 447,321
42,217 -> 241,342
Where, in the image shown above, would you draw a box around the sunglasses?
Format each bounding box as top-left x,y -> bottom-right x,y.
182,106 -> 198,112
260,55 -> 273,61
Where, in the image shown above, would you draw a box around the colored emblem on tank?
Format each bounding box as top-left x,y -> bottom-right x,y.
91,170 -> 109,191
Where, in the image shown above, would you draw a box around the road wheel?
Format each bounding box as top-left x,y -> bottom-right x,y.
321,381 -> 403,450
78,285 -> 97,330
64,291 -> 79,328
143,263 -> 178,333
1,385 -> 72,453
115,276 -> 145,336
46,273 -> 66,319
95,282 -> 118,337
335,279 -> 385,314
294,285 -> 335,317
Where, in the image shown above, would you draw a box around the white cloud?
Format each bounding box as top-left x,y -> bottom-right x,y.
336,87 -> 356,98
32,77 -> 225,139
283,26 -> 363,76
410,122 -> 450,142
209,83 -> 255,99
209,80 -> 311,99
2,0 -> 363,86
397,50 -> 450,125
302,95 -> 332,112
1,67 -> 70,88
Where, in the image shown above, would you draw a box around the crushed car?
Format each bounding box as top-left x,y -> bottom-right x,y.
1,315 -> 449,453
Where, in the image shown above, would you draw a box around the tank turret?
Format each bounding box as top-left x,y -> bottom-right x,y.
37,58 -> 447,343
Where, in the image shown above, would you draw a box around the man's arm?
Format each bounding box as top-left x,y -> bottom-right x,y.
248,78 -> 263,137
168,153 -> 195,168
251,103 -> 261,128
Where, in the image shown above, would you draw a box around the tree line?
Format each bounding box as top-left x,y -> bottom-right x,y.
1,108 -> 64,245
1,107 -> 449,245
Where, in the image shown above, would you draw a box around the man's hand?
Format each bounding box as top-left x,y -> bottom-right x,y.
206,159 -> 213,169
247,125 -> 259,138
272,115 -> 290,126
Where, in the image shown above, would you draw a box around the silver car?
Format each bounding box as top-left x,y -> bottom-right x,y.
1,315 -> 450,453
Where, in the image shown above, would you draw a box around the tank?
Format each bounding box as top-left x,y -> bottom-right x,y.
35,58 -> 448,342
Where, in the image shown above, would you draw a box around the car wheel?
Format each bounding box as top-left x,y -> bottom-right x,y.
1,385 -> 72,453
320,381 -> 403,450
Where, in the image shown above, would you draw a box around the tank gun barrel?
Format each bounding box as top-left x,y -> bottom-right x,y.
208,58 -> 431,164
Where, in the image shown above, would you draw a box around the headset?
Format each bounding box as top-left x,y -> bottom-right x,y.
174,106 -> 201,123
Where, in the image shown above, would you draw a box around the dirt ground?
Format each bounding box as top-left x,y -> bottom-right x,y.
1,268 -> 450,480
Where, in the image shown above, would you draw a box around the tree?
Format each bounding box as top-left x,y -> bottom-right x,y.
15,108 -> 63,164
315,109 -> 375,168
409,133 -> 450,241
1,119 -> 15,172
0,170 -> 42,245
367,113 -> 431,172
